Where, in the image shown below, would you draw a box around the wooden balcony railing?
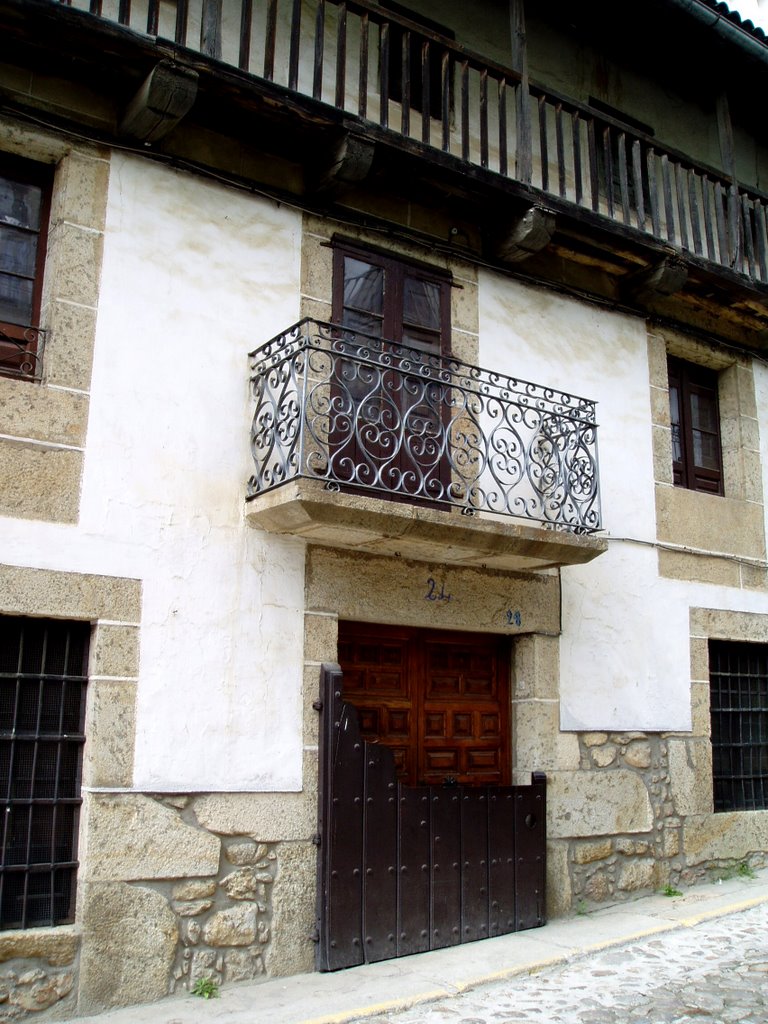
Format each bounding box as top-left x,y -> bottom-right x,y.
60,0 -> 768,282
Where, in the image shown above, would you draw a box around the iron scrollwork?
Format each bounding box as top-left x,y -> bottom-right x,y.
248,318 -> 601,533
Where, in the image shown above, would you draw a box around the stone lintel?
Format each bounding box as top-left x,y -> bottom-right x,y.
0,928 -> 78,966
245,480 -> 606,573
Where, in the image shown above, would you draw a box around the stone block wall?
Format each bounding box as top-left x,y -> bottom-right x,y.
546,731 -> 768,916
75,791 -> 316,1016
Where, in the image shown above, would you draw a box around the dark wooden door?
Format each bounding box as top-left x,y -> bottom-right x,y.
316,663 -> 547,972
337,623 -> 510,786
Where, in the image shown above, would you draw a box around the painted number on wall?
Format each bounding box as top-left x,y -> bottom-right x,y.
425,578 -> 452,602
506,610 -> 522,627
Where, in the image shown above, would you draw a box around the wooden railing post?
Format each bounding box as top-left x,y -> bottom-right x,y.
200,0 -> 222,59
510,0 -> 531,184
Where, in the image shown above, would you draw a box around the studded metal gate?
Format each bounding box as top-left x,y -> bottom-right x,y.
316,663 -> 547,971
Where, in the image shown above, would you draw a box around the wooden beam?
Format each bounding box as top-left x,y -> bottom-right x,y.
492,205 -> 555,263
119,61 -> 198,143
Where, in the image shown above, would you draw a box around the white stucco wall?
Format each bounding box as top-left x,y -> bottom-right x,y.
2,153 -> 307,791
479,270 -> 768,732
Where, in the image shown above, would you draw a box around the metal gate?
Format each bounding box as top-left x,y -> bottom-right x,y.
316,663 -> 547,971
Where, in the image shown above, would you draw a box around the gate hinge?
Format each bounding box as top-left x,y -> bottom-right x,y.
312,833 -> 322,846
312,699 -> 323,712
309,928 -> 320,943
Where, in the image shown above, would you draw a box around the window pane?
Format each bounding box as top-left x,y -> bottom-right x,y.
693,429 -> 720,470
0,225 -> 37,278
402,325 -> 441,354
0,274 -> 33,326
341,308 -> 383,338
403,276 -> 441,330
690,391 -> 718,433
0,177 -> 41,232
668,382 -> 682,463
343,258 -> 384,315
667,357 -> 722,495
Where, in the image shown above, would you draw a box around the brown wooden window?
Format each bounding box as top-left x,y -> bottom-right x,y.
379,0 -> 455,121
332,241 -> 451,353
668,356 -> 723,495
710,640 -> 768,812
330,240 -> 452,502
0,155 -> 52,379
0,616 -> 89,930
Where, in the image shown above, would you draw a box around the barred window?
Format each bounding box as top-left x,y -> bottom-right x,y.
709,640 -> 768,812
0,617 -> 89,930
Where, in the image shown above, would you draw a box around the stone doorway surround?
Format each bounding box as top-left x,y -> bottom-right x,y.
302,544 -> 564,913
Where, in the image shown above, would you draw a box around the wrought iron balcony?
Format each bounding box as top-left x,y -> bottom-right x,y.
248,319 -> 601,536
55,0 -> 768,285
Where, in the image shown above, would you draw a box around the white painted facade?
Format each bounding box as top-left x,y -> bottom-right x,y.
5,149 -> 768,785
3,154 -> 308,791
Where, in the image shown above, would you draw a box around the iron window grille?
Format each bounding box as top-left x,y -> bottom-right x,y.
0,616 -> 89,930
709,639 -> 768,812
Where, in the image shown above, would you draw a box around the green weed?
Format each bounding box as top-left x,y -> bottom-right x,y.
191,977 -> 220,999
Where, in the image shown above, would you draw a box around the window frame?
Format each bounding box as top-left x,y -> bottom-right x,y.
668,355 -> 724,496
0,616 -> 89,931
0,154 -> 53,380
329,238 -> 453,505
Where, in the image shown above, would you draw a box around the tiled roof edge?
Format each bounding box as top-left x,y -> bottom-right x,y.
699,0 -> 768,43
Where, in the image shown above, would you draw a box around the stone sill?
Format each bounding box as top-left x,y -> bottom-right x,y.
0,924 -> 79,964
245,480 -> 608,572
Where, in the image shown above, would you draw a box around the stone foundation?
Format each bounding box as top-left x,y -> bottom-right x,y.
546,731 -> 768,913
0,931 -> 78,1021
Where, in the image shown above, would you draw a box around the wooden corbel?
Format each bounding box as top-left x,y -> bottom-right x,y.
119,60 -> 199,144
491,205 -> 556,263
310,133 -> 376,195
624,256 -> 688,302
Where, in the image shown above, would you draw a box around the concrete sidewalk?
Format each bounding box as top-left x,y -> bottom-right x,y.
74,870 -> 768,1024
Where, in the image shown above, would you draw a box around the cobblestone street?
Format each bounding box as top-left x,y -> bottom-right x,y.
352,902 -> 768,1024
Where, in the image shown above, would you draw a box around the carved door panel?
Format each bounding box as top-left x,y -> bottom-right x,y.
337,623 -> 510,787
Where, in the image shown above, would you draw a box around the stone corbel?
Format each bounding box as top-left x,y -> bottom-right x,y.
491,205 -> 556,263
310,133 -> 376,195
119,60 -> 199,144
624,256 -> 688,302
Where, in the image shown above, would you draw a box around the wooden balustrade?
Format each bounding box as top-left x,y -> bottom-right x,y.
61,0 -> 768,282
